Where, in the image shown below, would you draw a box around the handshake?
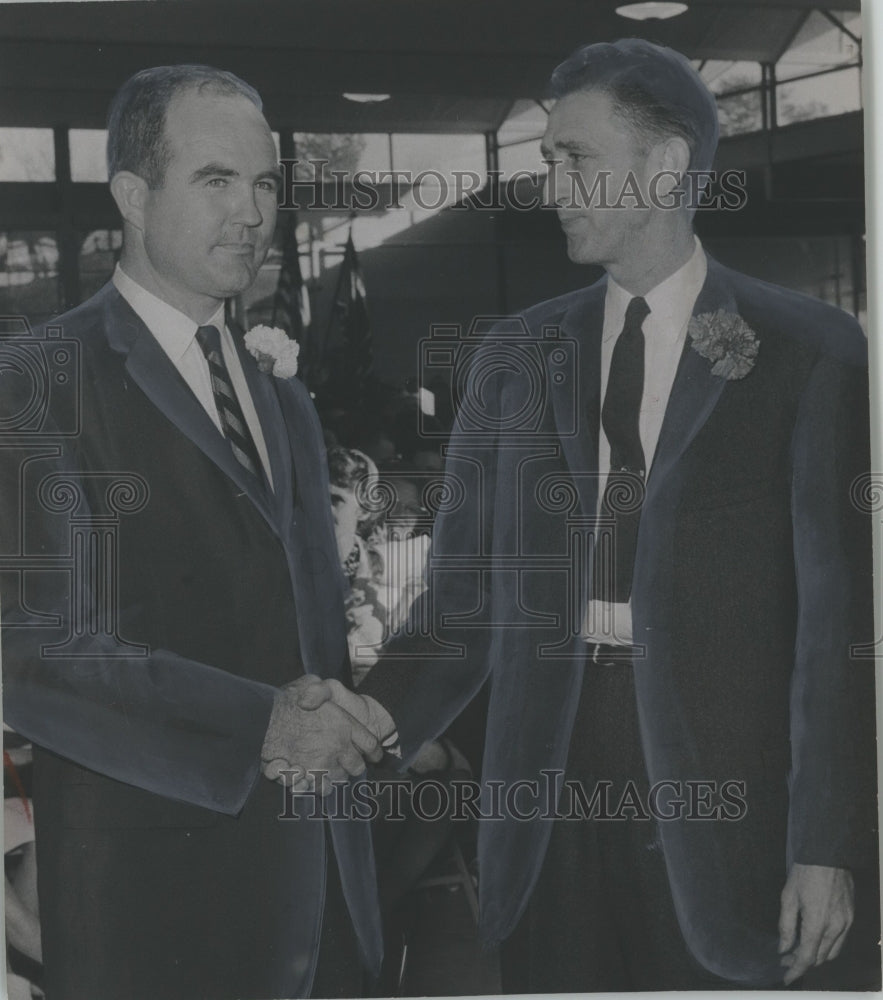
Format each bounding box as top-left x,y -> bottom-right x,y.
260,675 -> 398,794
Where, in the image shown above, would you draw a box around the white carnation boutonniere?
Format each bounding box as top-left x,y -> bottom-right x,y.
244,325 -> 300,378
688,310 -> 759,380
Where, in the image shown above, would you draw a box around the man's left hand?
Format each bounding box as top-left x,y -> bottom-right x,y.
778,863 -> 854,984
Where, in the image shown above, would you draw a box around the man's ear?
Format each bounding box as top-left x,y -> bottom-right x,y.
109,171 -> 148,231
648,136 -> 691,197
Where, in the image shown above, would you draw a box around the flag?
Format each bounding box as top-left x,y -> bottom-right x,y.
271,212 -> 311,371
326,230 -> 373,402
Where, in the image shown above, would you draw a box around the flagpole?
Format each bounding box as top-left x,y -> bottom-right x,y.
269,130 -> 316,388
324,212 -> 357,343
321,212 -> 373,408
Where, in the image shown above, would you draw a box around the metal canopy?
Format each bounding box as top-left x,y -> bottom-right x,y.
0,0 -> 860,132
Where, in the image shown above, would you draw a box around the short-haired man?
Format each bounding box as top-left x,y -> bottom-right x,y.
319,38 -> 877,989
1,65 -> 383,999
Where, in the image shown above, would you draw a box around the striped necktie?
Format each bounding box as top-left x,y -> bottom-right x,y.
195,324 -> 264,485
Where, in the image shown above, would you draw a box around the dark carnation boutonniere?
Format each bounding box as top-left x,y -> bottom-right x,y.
688,310 -> 759,380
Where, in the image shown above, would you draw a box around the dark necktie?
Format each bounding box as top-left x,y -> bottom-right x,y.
195,324 -> 264,485
594,296 -> 650,603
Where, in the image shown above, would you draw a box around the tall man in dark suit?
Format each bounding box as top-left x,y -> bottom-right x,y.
1,65 -> 384,999
312,38 -> 877,990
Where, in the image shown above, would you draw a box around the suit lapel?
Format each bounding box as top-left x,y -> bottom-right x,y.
554,281 -> 607,518
101,285 -> 281,533
269,377 -> 350,678
229,324 -> 296,528
644,258 -> 738,506
552,259 -> 740,514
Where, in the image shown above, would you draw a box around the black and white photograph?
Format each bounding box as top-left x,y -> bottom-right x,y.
0,1 -> 879,997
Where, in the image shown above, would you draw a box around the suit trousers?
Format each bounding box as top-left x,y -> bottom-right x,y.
501,658 -> 729,992
310,830 -> 364,998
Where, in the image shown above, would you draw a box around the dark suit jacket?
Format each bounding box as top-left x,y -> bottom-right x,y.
1,283 -> 381,999
362,256 -> 876,985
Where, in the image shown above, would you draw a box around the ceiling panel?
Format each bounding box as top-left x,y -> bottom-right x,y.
0,0 -> 860,132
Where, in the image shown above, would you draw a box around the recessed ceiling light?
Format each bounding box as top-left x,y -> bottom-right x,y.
342,93 -> 392,104
616,2 -> 688,20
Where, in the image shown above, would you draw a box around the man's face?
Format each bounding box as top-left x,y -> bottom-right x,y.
139,87 -> 279,316
541,88 -> 655,269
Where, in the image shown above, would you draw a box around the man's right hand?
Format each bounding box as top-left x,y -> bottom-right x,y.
294,677 -> 397,749
261,675 -> 382,794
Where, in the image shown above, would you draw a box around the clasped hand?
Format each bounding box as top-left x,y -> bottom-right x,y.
260,675 -> 386,795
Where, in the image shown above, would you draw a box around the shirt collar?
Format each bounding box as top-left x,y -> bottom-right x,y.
112,264 -> 226,363
603,237 -> 707,342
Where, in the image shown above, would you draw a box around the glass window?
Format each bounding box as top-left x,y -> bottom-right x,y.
700,61 -> 762,96
79,230 -> 122,300
70,129 -> 108,182
699,63 -> 765,137
351,133 -> 390,172
71,132 -> 281,183
498,100 -> 548,179
285,133 -> 487,254
0,129 -> 55,181
0,231 -> 60,320
716,89 -> 764,137
390,133 -> 484,175
776,66 -> 862,124
390,133 -> 486,216
292,132 -> 390,178
706,235 -> 865,328
499,139 -> 544,180
497,99 -> 549,147
267,130 -> 488,302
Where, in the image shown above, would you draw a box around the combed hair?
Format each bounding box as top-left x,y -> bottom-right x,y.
548,39 -> 719,173
106,65 -> 262,188
602,79 -> 701,162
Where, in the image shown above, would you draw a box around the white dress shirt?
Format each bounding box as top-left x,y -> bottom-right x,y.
584,237 -> 707,644
113,265 -> 274,489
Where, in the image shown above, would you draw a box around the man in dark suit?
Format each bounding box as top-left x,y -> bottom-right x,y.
1,65 -> 384,999
313,39 -> 877,989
